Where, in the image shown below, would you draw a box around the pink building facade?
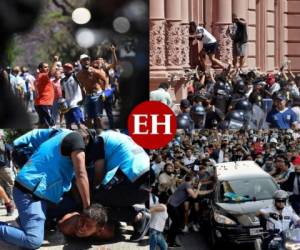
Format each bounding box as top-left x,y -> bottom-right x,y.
150,0 -> 300,100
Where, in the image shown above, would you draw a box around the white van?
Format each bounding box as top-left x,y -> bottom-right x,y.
209,161 -> 279,247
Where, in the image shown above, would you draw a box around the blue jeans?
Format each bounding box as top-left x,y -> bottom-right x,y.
84,93 -> 102,119
0,187 -> 47,249
99,97 -> 114,128
149,228 -> 168,250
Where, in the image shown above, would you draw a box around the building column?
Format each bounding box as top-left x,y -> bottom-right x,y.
232,0 -> 248,20
212,0 -> 233,65
181,0 -> 190,69
189,0 -> 204,69
149,0 -> 166,82
165,0 -> 182,71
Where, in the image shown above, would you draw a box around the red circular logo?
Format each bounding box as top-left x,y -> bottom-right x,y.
128,101 -> 177,149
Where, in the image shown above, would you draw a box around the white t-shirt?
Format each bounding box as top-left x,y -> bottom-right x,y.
196,26 -> 217,44
62,75 -> 83,108
150,194 -> 168,232
183,155 -> 196,166
260,205 -> 300,232
150,88 -> 172,107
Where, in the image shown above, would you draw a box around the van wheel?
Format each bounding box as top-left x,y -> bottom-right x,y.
209,229 -> 221,250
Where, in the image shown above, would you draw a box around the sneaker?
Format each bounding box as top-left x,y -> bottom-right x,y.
130,210 -> 151,242
169,242 -> 182,248
5,201 -> 15,216
192,224 -> 199,232
181,225 -> 189,233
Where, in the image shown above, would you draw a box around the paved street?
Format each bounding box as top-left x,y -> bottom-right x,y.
0,205 -> 148,250
171,230 -> 255,250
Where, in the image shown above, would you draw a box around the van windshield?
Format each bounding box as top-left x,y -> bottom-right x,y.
219,178 -> 278,203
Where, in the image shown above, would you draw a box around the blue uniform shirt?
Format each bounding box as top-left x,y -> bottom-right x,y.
267,107 -> 297,129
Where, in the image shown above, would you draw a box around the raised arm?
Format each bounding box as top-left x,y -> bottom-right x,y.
49,56 -> 59,77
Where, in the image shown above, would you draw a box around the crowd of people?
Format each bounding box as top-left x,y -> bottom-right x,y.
170,62 -> 300,131
0,128 -> 150,249
149,129 -> 300,249
5,45 -> 120,129
151,14 -> 300,131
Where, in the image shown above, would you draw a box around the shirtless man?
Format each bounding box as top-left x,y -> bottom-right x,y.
58,204 -> 115,240
76,54 -> 108,128
91,45 -> 117,128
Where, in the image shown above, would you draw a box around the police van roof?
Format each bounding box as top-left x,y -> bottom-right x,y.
216,161 -> 270,181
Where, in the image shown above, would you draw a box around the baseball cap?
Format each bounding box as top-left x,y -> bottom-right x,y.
292,156 -> 300,165
275,94 -> 287,101
80,54 -> 90,60
63,63 -> 74,70
270,138 -> 278,143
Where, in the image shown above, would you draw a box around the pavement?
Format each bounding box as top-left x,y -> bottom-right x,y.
174,230 -> 256,250
0,205 -> 149,250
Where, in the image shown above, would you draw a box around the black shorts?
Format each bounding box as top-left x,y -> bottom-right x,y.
203,42 -> 218,55
35,105 -> 54,127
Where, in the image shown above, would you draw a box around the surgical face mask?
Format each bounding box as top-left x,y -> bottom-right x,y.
270,150 -> 276,156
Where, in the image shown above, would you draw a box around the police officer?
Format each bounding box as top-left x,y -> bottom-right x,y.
190,104 -> 206,129
219,110 -> 246,130
257,190 -> 300,232
229,79 -> 248,110
176,99 -> 194,130
212,81 -> 231,115
176,113 -> 194,130
249,80 -> 265,108
201,96 -> 224,129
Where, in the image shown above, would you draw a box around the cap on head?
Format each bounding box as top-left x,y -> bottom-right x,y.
270,138 -> 278,144
292,156 -> 300,165
80,54 -> 90,61
275,94 -> 287,101
63,63 -> 74,70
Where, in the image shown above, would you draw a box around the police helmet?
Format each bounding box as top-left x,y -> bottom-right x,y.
176,113 -> 192,130
225,110 -> 245,122
235,79 -> 246,94
190,104 -> 206,129
235,99 -> 252,111
273,190 -> 288,200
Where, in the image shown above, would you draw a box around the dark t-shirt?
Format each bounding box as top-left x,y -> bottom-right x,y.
212,95 -> 230,114
85,136 -> 105,166
205,107 -> 224,128
61,132 -> 85,156
234,21 -> 248,44
168,182 -> 192,207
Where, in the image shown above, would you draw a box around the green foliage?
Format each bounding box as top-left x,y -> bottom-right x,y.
3,129 -> 29,144
6,38 -> 23,66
